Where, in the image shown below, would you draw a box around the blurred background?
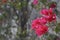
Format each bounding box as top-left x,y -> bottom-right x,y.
0,0 -> 60,40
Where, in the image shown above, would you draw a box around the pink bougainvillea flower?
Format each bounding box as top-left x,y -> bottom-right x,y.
40,8 -> 56,22
40,8 -> 53,16
50,3 -> 56,8
44,15 -> 53,22
31,8 -> 56,36
31,17 -> 47,30
52,14 -> 56,21
40,17 -> 47,24
32,25 -> 42,30
44,14 -> 56,22
32,0 -> 38,5
31,18 -> 41,30
44,13 -> 56,22
40,9 -> 49,16
2,0 -> 7,3
35,25 -> 48,36
48,8 -> 53,15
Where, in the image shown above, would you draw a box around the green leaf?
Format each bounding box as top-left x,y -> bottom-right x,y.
40,0 -> 47,4
47,34 -> 56,40
47,2 -> 57,8
55,23 -> 60,33
54,9 -> 58,15
0,15 -> 4,20
16,2 -> 21,10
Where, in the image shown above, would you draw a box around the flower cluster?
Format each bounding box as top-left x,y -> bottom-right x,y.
2,0 -> 7,3
32,18 -> 48,36
31,8 -> 56,36
32,17 -> 47,30
50,3 -> 56,8
40,8 -> 56,22
32,0 -> 38,5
